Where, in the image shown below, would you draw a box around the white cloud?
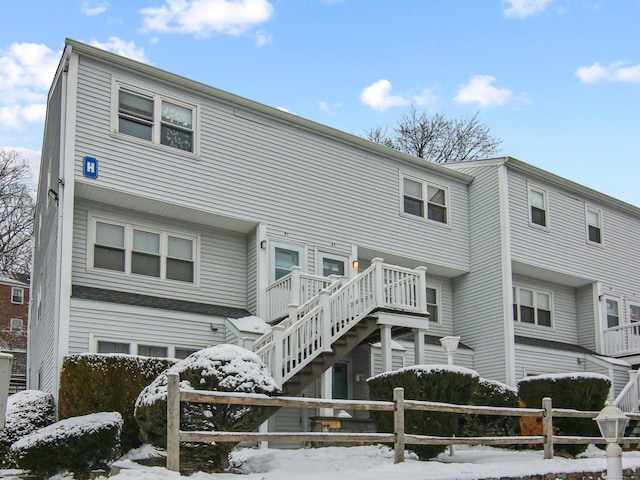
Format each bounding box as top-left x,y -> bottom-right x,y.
255,29 -> 272,46
318,101 -> 330,114
454,75 -> 522,108
140,0 -> 275,38
360,80 -> 410,111
575,61 -> 640,84
82,1 -> 110,16
503,0 -> 553,18
412,87 -> 439,108
90,37 -> 150,63
0,43 -> 60,130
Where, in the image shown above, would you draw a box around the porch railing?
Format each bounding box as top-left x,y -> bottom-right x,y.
253,258 -> 427,387
604,323 -> 640,356
614,369 -> 640,413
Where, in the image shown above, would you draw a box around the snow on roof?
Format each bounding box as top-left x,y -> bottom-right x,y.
228,315 -> 271,334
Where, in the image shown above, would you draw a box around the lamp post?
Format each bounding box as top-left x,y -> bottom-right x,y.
0,353 -> 13,430
439,336 -> 460,366
594,402 -> 629,480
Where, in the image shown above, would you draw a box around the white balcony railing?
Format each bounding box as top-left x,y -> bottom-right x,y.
604,323 -> 640,356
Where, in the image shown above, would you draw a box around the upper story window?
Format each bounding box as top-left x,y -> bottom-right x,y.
586,206 -> 603,245
528,185 -> 548,228
91,215 -> 197,284
426,287 -> 439,323
513,286 -> 552,327
116,83 -> 197,153
11,287 -> 24,304
402,176 -> 448,224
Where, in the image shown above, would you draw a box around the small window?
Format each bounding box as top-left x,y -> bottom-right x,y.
97,341 -> 130,354
175,347 -> 199,359
605,297 -> 620,328
274,247 -> 300,280
402,176 -> 448,224
138,344 -> 168,357
167,236 -> 194,282
11,287 -> 24,304
426,287 -> 439,323
513,286 -> 553,327
132,229 -> 161,277
629,302 -> 640,323
94,222 -> 125,272
10,318 -> 23,332
116,83 -> 196,153
586,206 -> 602,244
528,186 -> 547,227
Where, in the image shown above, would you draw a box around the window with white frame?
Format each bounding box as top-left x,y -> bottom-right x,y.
513,286 -> 552,327
605,297 -> 620,328
116,83 -> 197,153
528,185 -> 548,228
586,206 -> 603,245
10,318 -> 23,332
426,287 -> 439,323
91,216 -> 197,283
11,287 -> 24,304
271,243 -> 305,281
628,301 -> 640,323
402,176 -> 448,224
96,338 -> 198,358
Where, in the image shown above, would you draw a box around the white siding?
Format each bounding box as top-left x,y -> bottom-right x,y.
514,344 -> 587,384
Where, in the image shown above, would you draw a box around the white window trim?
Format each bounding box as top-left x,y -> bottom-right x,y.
426,285 -> 440,324
400,173 -> 450,226
90,334 -> 201,359
527,184 -> 549,230
603,295 -> 621,329
111,79 -> 200,156
316,250 -> 350,278
269,241 -> 306,282
10,317 -> 23,332
87,213 -> 200,285
11,287 -> 24,304
585,205 -> 604,247
513,285 -> 554,328
628,300 -> 640,324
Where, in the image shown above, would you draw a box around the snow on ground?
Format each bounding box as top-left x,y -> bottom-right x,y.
3,444 -> 640,480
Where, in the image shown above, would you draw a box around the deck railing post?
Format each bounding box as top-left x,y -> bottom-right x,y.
415,266 -> 427,312
290,266 -> 302,306
166,372 -> 180,472
319,290 -> 332,351
272,325 -> 285,387
372,258 -> 385,307
542,397 -> 554,459
393,387 -> 405,464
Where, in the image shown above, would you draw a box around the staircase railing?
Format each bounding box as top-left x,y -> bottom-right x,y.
254,258 -> 427,387
614,369 -> 640,413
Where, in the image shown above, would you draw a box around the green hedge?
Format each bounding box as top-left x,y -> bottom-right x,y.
10,412 -> 122,478
459,378 -> 520,439
58,353 -> 175,452
518,373 -> 611,456
367,365 -> 479,460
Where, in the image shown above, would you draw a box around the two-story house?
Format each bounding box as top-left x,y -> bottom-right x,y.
29,40 -> 639,431
0,272 -> 29,393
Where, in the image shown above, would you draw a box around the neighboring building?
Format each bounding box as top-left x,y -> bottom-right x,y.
30,39 -> 640,432
0,272 -> 29,393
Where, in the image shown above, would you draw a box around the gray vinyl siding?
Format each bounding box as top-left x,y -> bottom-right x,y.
426,275 -> 454,337
513,274 -> 577,345
29,73 -> 64,392
576,284 -> 598,351
69,298 -> 225,355
247,229 -> 258,314
508,170 -> 640,298
72,200 -> 248,308
398,341 -> 475,371
451,165 -> 510,383
514,345 -> 587,385
72,55 -> 470,275
370,346 -> 406,376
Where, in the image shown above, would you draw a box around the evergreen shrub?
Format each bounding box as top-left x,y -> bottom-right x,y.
134,344 -> 279,473
367,365 -> 479,460
0,390 -> 55,468
58,353 -> 175,452
10,411 -> 122,479
517,373 -> 611,456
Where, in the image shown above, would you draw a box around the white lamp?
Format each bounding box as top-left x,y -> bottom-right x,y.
439,336 -> 460,366
594,402 -> 629,480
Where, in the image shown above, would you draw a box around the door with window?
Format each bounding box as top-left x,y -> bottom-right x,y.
317,252 -> 348,278
271,244 -> 305,281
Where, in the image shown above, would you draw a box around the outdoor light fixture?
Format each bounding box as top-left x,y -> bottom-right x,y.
260,240 -> 267,250
352,260 -> 359,270
48,188 -> 59,202
594,402 -> 629,480
439,336 -> 460,366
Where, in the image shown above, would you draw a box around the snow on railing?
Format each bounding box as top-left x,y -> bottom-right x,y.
614,369 -> 640,413
605,323 -> 640,356
254,258 -> 427,387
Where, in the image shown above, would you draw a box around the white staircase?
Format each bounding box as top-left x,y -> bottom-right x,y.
253,258 -> 427,390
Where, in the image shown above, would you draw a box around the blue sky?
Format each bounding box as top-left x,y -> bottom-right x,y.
1,0 -> 639,206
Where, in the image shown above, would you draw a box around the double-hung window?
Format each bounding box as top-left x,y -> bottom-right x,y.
528,185 -> 548,228
117,83 -> 196,153
402,176 -> 448,224
605,297 -> 620,328
11,287 -> 24,304
10,318 -> 23,332
91,216 -> 197,284
513,286 -> 552,327
586,206 -> 603,245
426,287 -> 439,323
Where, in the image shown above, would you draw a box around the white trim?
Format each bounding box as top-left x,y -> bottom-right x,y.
527,183 -> 549,230
10,317 -> 23,332
400,173 -> 450,226
499,165 -> 516,386
256,223 -> 268,318
425,285 -> 440,324
315,250 -> 349,278
89,333 -> 201,359
585,204 -> 604,247
628,300 -> 640,324
269,240 -> 306,282
10,287 -> 24,304
603,295 -> 621,329
513,284 -> 554,328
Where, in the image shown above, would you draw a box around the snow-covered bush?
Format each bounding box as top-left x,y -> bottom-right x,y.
459,378 -> 520,439
58,353 -> 176,451
10,411 -> 123,478
134,344 -> 279,472
0,390 -> 55,468
518,372 -> 610,456
368,364 -> 479,460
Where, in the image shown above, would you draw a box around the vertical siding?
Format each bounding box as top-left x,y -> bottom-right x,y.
452,165 -> 510,383
72,200 -> 248,308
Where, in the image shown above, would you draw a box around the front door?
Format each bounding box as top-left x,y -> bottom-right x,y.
332,362 -> 349,400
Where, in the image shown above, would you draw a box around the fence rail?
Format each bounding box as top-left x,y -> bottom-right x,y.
165,372 -> 633,472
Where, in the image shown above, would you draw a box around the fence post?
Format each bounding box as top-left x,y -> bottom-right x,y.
394,387 -> 405,464
372,258 -> 385,307
272,325 -> 285,388
166,372 -> 180,472
319,290 -> 333,351
542,397 -> 553,459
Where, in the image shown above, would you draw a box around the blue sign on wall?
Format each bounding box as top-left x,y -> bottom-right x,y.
83,156 -> 98,178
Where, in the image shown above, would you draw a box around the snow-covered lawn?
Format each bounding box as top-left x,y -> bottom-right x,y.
3,444 -> 640,479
